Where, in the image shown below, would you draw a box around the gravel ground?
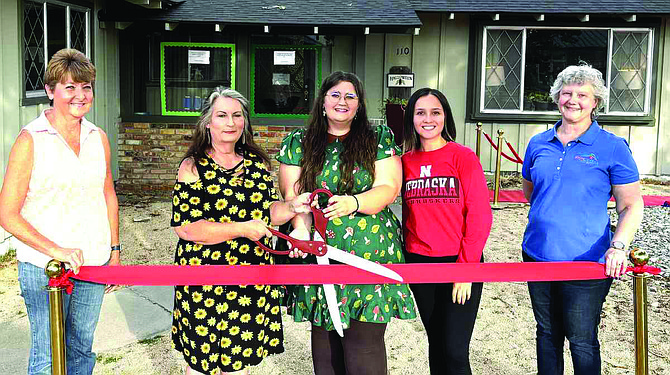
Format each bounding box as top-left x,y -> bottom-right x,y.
618,205 -> 670,277
1,182 -> 669,374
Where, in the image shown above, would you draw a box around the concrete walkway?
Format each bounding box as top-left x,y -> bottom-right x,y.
0,285 -> 174,374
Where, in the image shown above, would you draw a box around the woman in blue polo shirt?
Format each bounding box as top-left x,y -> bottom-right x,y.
521,63 -> 643,375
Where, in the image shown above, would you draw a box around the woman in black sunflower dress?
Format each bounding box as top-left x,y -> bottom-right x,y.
170,87 -> 310,375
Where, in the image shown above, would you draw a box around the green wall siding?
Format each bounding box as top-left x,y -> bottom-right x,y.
364,34 -> 385,119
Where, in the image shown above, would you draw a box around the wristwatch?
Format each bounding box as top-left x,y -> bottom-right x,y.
111,245 -> 122,252
610,241 -> 626,252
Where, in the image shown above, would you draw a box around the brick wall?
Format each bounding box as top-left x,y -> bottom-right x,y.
117,122 -> 296,197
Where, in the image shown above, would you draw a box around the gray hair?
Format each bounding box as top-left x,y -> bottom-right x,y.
196,87 -> 252,141
184,86 -> 270,165
549,64 -> 608,119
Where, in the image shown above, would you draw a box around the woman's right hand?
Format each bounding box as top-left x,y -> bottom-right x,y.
288,228 -> 310,259
242,220 -> 273,241
52,247 -> 85,274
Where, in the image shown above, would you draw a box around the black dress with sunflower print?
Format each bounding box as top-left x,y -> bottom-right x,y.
170,152 -> 284,374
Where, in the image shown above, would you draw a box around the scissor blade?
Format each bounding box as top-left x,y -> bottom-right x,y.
316,255 -> 344,337
325,245 -> 403,282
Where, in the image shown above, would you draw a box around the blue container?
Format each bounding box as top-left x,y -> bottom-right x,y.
183,95 -> 191,110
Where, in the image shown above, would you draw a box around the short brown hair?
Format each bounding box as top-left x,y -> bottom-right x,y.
44,48 -> 96,91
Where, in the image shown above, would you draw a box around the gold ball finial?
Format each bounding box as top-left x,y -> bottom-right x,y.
629,248 -> 649,267
497,128 -> 505,136
476,122 -> 482,129
45,259 -> 64,279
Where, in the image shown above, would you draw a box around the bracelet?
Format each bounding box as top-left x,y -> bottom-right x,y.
352,195 -> 359,213
111,245 -> 122,252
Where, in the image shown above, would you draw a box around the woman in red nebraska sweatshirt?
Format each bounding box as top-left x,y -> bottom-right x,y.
401,88 -> 492,375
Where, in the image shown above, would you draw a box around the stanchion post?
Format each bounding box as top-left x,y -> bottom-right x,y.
492,129 -> 504,209
45,259 -> 67,375
475,122 -> 483,159
629,248 -> 651,375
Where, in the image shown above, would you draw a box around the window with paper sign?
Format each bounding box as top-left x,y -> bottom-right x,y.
251,39 -> 322,118
160,42 -> 235,116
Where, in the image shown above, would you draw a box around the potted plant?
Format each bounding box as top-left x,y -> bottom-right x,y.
381,97 -> 408,146
526,91 -> 552,111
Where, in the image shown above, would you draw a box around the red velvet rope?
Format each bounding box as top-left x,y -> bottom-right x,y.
505,140 -> 524,164
48,270 -> 75,294
62,262 -> 662,287
483,132 -> 523,164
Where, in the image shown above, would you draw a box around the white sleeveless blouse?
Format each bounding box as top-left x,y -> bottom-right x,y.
15,111 -> 111,268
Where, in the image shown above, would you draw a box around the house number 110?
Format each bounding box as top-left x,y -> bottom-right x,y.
395,47 -> 411,55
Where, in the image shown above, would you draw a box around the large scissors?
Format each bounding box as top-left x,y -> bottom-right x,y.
255,188 -> 403,336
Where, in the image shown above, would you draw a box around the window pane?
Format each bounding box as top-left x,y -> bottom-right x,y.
24,1 -> 45,95
70,9 -> 87,54
162,44 -> 233,114
253,47 -> 318,115
524,29 -> 608,112
46,4 -> 66,60
610,31 -> 649,113
484,29 -> 522,110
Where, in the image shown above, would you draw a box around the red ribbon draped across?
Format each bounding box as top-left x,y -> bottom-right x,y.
61,262 -> 662,288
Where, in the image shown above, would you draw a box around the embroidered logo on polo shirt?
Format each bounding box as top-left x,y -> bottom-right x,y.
575,153 -> 598,165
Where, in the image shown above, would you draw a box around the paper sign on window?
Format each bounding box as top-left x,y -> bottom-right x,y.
272,73 -> 290,85
274,51 -> 295,65
188,50 -> 210,64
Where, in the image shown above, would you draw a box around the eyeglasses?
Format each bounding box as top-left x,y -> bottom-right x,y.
325,91 -> 359,103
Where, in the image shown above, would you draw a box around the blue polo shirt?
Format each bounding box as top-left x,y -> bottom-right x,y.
521,120 -> 639,262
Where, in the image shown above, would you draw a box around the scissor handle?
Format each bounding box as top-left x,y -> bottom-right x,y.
309,188 -> 333,241
254,227 -> 328,256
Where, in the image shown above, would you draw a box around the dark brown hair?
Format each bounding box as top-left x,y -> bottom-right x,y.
402,88 -> 457,152
297,71 -> 376,194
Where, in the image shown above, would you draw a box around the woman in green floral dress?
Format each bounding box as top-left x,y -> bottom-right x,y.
276,71 -> 416,375
171,88 -> 310,375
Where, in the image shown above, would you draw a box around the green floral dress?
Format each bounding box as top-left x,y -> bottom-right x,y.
275,125 -> 416,330
170,153 -> 284,374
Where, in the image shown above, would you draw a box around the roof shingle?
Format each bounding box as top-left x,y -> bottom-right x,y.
101,0 -> 423,26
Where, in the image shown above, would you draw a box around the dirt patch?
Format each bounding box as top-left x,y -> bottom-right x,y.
2,183 -> 670,374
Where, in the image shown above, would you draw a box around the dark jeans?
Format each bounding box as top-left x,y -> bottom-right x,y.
405,252 -> 483,375
523,252 -> 613,375
311,318 -> 388,375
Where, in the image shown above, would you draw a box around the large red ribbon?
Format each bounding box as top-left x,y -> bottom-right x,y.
68,262 -> 661,286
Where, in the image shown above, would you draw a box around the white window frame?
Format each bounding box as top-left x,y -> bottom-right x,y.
24,0 -> 91,99
480,26 -> 654,117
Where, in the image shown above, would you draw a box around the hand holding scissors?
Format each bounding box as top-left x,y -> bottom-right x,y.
255,189 -> 403,336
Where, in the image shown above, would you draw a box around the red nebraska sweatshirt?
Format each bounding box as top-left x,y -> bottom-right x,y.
402,142 -> 492,262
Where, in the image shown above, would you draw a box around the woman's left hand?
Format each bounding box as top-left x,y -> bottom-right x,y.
452,282 -> 472,305
322,194 -> 358,220
604,247 -> 627,278
105,251 -> 122,293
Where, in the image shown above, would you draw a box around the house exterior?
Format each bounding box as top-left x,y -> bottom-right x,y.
2,0 -> 670,251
